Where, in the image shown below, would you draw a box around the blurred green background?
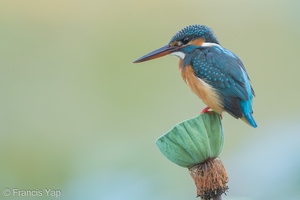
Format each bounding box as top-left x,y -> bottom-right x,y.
0,0 -> 300,199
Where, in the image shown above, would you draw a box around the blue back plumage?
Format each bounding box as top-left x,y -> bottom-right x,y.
182,45 -> 257,127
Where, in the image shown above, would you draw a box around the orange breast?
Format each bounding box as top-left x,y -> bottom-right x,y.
179,62 -> 223,114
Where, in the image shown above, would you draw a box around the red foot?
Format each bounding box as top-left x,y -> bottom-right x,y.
200,107 -> 213,114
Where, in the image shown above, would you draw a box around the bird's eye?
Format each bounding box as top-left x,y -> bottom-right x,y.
172,38 -> 190,46
181,38 -> 190,45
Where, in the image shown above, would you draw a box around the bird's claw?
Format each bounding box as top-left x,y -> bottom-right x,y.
200,107 -> 213,114
200,107 -> 223,120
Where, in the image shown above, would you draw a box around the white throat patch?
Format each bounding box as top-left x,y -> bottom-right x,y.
170,51 -> 186,59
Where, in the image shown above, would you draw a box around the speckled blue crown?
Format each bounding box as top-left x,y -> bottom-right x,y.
169,25 -> 220,44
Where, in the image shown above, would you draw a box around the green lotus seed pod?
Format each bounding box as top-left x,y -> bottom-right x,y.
155,112 -> 224,168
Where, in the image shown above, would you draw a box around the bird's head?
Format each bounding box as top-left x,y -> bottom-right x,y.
133,25 -> 219,63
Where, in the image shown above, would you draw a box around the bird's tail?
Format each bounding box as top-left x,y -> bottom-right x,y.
241,114 -> 257,128
240,100 -> 257,128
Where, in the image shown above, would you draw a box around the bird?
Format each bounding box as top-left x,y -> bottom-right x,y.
133,25 -> 257,128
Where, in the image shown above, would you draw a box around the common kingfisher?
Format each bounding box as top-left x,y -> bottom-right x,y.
133,25 -> 257,128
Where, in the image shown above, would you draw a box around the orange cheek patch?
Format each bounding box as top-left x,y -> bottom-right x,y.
189,38 -> 205,47
170,41 -> 179,46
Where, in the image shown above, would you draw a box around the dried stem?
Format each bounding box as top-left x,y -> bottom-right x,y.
213,195 -> 222,200
189,159 -> 228,200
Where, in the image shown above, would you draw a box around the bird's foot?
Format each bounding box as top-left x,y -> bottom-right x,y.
200,107 -> 213,114
200,107 -> 223,120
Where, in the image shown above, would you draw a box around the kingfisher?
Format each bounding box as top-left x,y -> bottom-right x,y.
133,25 -> 257,128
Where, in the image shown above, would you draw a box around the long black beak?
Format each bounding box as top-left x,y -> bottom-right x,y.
133,45 -> 178,63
